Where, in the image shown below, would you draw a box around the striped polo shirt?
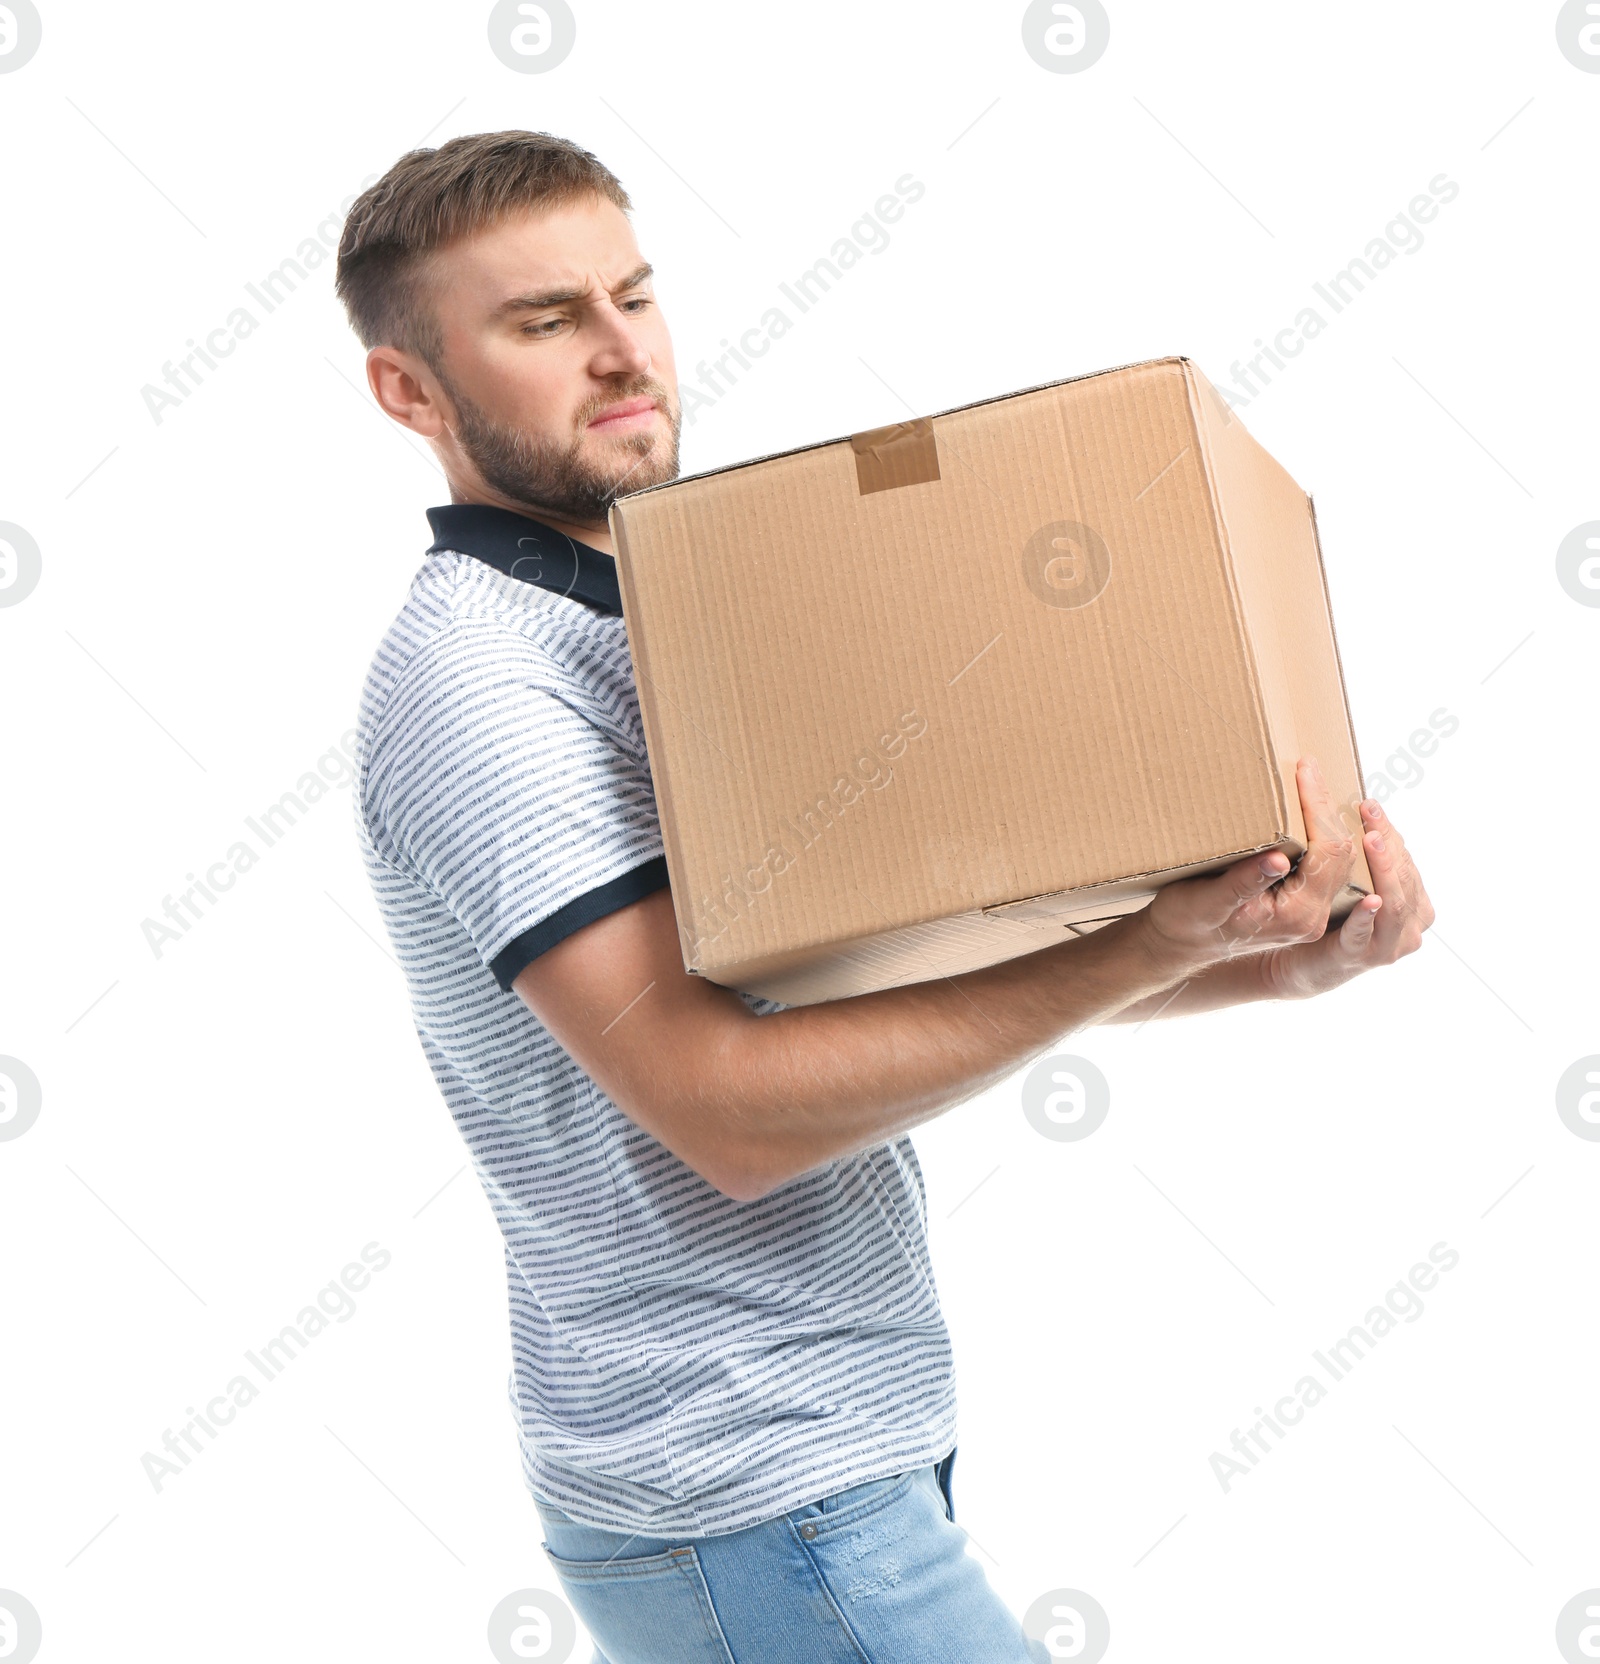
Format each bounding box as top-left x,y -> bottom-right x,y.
352,502 -> 956,1536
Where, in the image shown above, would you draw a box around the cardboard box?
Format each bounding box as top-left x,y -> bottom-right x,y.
610,356 -> 1371,1006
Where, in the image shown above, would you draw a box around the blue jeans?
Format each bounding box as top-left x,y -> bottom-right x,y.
535,1451 -> 1048,1663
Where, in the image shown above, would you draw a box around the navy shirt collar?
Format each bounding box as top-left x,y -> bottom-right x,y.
425,503 -> 621,616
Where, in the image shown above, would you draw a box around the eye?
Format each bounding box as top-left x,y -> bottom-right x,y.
520,318 -> 566,338
619,294 -> 653,313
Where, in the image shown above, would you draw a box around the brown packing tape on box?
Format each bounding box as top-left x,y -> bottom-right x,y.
849,418 -> 941,495
610,356 -> 1371,1006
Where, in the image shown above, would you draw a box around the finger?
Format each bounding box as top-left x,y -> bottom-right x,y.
1297,754 -> 1353,844
1360,824 -> 1413,950
1282,756 -> 1356,901
1186,849 -> 1293,930
1360,802 -> 1417,894
1268,892 -> 1382,998
1360,799 -> 1433,926
1337,893 -> 1383,957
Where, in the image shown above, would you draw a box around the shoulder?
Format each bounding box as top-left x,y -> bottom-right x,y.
360,555 -> 580,735
354,550 -> 647,815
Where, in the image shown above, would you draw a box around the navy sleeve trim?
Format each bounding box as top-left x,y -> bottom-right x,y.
490,856 -> 671,992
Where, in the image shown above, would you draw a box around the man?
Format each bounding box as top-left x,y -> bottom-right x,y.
337,131 -> 1432,1663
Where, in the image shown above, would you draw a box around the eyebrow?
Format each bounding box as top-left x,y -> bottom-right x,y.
492,263 -> 654,318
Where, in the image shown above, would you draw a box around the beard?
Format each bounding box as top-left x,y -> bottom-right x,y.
438,371 -> 682,526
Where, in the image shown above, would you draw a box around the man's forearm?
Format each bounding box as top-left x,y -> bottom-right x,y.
520,831 -> 1355,1203
1102,947 -> 1276,1024
698,914 -> 1202,1198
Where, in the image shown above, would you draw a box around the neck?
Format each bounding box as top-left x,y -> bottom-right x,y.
447,482 -> 613,555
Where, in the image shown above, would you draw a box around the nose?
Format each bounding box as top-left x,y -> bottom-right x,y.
588,297 -> 653,380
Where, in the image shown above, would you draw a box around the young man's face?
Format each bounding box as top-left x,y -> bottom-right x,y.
419,193 -> 681,527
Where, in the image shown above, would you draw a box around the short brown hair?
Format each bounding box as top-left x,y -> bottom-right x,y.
335,130 -> 631,369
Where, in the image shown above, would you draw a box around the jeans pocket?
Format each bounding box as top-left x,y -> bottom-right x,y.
812,1468 -> 914,1517
543,1542 -> 736,1664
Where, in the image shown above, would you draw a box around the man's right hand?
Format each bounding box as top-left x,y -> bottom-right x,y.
1136,756 -> 1358,973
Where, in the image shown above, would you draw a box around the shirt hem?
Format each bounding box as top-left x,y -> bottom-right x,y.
519,1419 -> 960,1539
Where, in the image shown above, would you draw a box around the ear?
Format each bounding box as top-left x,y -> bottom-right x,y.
367,344 -> 449,439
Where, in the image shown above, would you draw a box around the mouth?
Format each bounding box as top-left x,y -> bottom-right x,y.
586,396 -> 661,434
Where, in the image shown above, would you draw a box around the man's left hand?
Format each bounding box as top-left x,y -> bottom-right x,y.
1259,795 -> 1435,1000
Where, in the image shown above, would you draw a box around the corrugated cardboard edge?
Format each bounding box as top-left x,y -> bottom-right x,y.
1178,364 -> 1370,917
609,508 -> 706,971
981,837 -> 1293,922
720,831 -> 1295,1006
1304,492 -> 1373,920
1174,358 -> 1295,845
724,908 -> 1078,1006
1304,492 -> 1368,810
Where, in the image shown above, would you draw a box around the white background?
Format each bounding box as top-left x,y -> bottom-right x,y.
2,2 -> 1596,1660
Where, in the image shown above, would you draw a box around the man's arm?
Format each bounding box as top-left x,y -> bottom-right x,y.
515,757 -> 1378,1203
